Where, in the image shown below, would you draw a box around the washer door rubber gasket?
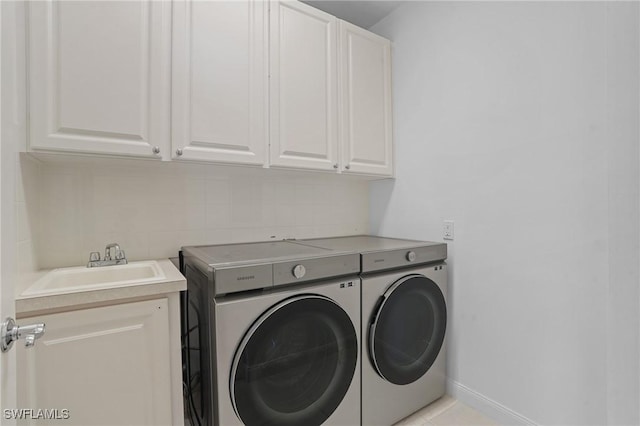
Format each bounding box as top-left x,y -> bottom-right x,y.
369,274 -> 447,385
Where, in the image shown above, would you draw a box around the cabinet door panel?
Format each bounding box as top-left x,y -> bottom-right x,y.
340,21 -> 393,176
172,0 -> 267,164
28,1 -> 170,158
17,300 -> 173,426
270,1 -> 338,170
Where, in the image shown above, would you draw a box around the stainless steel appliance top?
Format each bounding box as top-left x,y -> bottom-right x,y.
293,235 -> 447,273
181,241 -> 360,296
183,241 -> 331,267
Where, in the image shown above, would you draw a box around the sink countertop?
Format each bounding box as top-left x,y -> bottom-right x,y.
16,259 -> 186,318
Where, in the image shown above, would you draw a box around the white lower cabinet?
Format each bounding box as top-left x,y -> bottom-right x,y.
17,298 -> 182,426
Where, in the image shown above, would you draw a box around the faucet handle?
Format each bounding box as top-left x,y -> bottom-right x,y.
115,250 -> 126,261
89,252 -> 100,262
104,243 -> 121,261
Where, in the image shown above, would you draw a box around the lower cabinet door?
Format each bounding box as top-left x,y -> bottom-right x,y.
17,299 -> 173,426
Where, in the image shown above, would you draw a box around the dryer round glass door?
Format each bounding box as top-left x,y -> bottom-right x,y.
369,274 -> 446,385
231,295 -> 358,426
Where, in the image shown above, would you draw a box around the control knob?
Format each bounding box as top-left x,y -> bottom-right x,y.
406,251 -> 417,262
292,264 -> 306,279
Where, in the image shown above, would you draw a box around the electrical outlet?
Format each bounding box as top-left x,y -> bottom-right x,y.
443,220 -> 454,240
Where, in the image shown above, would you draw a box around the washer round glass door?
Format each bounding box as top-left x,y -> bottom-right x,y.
369,274 -> 446,385
231,295 -> 357,426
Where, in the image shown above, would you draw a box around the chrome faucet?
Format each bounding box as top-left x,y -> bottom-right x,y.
87,243 -> 128,268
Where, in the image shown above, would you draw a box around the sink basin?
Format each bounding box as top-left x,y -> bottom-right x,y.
21,261 -> 167,297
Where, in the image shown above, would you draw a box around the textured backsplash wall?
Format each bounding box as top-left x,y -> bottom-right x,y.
23,155 -> 369,270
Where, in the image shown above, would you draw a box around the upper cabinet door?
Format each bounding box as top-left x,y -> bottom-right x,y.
339,21 -> 393,176
28,1 -> 171,158
172,1 -> 268,165
270,1 -> 339,171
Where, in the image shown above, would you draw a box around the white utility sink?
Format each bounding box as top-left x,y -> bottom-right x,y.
21,261 -> 167,297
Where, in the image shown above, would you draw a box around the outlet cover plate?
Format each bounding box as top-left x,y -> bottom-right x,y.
443,220 -> 454,240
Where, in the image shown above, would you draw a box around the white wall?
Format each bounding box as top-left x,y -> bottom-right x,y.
604,3 -> 640,424
370,2 -> 639,425
29,158 -> 368,279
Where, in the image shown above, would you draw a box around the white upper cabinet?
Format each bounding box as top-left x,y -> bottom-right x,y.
269,1 -> 339,171
26,0 -> 393,176
172,0 -> 268,165
339,21 -> 394,176
28,1 -> 171,158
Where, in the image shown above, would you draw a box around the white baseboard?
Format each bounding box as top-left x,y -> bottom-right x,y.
446,379 -> 538,426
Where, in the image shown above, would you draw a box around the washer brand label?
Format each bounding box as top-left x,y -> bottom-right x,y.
373,259 -> 385,263
236,275 -> 255,281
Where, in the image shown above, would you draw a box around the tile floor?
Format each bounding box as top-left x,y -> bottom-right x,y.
394,395 -> 498,426
185,395 -> 498,426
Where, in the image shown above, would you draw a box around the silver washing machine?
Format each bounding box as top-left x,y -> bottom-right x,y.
294,236 -> 448,426
180,241 -> 361,426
